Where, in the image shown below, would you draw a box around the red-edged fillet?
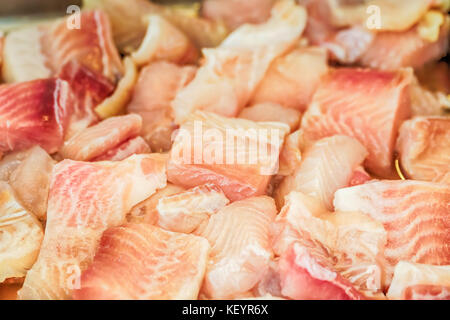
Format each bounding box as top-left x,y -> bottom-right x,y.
0,78 -> 73,154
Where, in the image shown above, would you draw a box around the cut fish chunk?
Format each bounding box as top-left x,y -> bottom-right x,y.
201,0 -> 274,30
272,191 -> 386,296
277,129 -> 304,177
9,146 -> 55,220
238,103 -> 302,131
60,114 -> 142,161
334,180 -> 450,282
172,0 -> 307,123
128,183 -> 185,225
275,135 -> 368,209
73,224 -> 210,300
58,61 -> 116,140
3,11 -> 123,83
0,78 -> 74,154
0,182 -> 44,283
302,68 -> 412,177
396,117 -> 450,184
348,166 -> 371,187
279,240 -> 366,300
167,111 -> 289,202
157,184 -> 229,233
92,136 -> 151,162
251,47 -> 328,111
359,18 -> 450,71
131,15 -> 198,66
195,196 -> 277,299
127,61 -> 197,152
387,261 -> 450,300
18,154 -> 167,300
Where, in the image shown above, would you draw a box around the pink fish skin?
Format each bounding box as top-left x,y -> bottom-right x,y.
202,0 -> 274,30
58,61 -> 115,139
396,117 -> 450,184
60,114 -> 142,161
92,136 -> 150,162
195,196 -> 277,299
42,10 -> 123,82
302,68 -> 412,178
18,154 -> 167,300
279,240 -> 366,300
73,224 -> 210,300
127,61 -> 197,152
334,180 -> 450,284
0,78 -> 73,154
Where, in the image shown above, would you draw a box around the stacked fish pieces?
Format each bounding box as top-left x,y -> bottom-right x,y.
0,0 -> 449,300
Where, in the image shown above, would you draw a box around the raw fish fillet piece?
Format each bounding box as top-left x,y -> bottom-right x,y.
359,19 -> 450,71
348,166 -> 371,187
275,135 -> 368,209
127,61 -> 197,152
279,240 -> 366,300
0,78 -> 73,154
73,224 -> 210,300
157,184 -> 229,233
171,0 -> 307,123
272,192 -> 386,295
92,136 -> 151,162
18,154 -> 167,300
251,47 -> 328,111
201,0 -> 274,30
277,129 -> 304,177
396,117 -> 450,184
387,261 -> 450,300
195,196 -> 277,299
131,15 -> 198,66
9,146 -> 55,220
334,180 -> 450,282
238,103 -> 302,132
167,111 -> 289,202
2,10 -> 123,83
302,68 -> 412,177
0,182 -> 44,283
58,61 -> 115,139
60,114 -> 142,161
128,183 -> 185,225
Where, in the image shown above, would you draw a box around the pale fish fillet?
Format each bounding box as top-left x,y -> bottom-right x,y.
3,11 -> 123,83
157,184 -> 230,233
275,135 -> 368,209
334,180 -> 450,284
301,68 -> 412,178
73,224 -> 210,300
131,15 -> 198,67
9,146 -> 55,220
171,0 -> 307,124
92,136 -> 151,162
387,261 -> 450,300
0,78 -> 74,154
279,239 -> 366,300
60,114 -> 142,161
18,154 -> 167,300
396,117 -> 450,184
167,111 -> 289,202
201,0 -> 275,30
128,183 -> 185,225
238,103 -> 302,131
195,196 -> 277,299
250,47 -> 329,111
127,61 -> 197,152
0,182 -> 44,283
277,129 -> 304,177
272,191 -> 386,296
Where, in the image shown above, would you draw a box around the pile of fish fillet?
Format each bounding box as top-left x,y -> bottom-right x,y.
0,0 -> 449,300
